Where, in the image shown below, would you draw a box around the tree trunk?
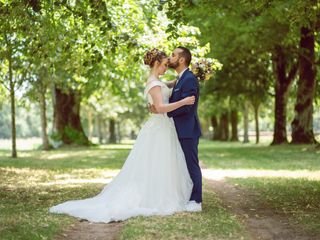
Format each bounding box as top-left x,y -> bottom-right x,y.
220,112 -> 229,141
109,118 -> 116,143
117,121 -> 121,143
271,45 -> 297,145
9,56 -> 17,158
210,115 -> 220,140
130,130 -> 136,140
243,101 -> 249,143
104,120 -> 108,143
272,81 -> 289,144
291,26 -> 317,144
39,83 -> 50,150
87,107 -> 93,140
230,110 -> 239,141
97,114 -> 103,144
53,87 -> 89,145
253,103 -> 260,144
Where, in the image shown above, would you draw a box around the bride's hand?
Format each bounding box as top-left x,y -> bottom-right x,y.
148,103 -> 158,114
183,96 -> 195,105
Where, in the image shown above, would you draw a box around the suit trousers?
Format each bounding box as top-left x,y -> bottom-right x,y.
179,137 -> 202,203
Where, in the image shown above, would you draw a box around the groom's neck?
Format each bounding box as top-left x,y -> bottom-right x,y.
175,65 -> 188,75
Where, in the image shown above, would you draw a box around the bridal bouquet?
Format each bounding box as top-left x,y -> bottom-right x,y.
191,59 -> 215,82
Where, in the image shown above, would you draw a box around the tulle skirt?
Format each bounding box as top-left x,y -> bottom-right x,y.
49,114 -> 193,223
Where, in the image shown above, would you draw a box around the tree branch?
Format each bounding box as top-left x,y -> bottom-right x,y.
0,79 -> 10,91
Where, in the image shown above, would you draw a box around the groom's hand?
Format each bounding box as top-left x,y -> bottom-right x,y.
148,103 -> 158,114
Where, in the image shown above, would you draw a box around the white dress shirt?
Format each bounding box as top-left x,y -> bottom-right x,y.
176,68 -> 188,84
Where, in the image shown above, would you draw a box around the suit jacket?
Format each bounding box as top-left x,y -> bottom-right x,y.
167,69 -> 202,139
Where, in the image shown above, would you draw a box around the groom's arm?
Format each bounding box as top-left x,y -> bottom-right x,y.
167,77 -> 197,118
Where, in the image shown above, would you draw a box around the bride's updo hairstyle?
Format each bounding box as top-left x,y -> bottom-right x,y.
144,48 -> 167,68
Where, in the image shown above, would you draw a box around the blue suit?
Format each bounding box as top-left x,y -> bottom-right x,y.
167,69 -> 202,203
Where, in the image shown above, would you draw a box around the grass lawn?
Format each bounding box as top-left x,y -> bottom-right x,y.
1,139 -> 320,239
121,181 -> 246,240
229,177 -> 320,234
199,140 -> 320,170
0,144 -> 131,170
199,140 -> 320,235
0,144 -> 130,240
0,142 -> 245,240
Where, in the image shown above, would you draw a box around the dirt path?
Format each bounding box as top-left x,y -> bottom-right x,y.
54,221 -> 124,240
205,178 -> 320,240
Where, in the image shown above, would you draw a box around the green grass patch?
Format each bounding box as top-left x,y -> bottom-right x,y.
0,144 -> 130,170
0,183 -> 104,240
0,144 -> 129,239
229,177 -> 320,233
121,182 -> 247,240
2,139 -> 319,239
0,141 -> 248,239
199,140 -> 320,170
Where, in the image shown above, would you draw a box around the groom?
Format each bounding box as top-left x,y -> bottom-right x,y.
167,47 -> 202,212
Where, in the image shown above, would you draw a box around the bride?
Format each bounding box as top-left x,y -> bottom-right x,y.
49,48 -> 194,223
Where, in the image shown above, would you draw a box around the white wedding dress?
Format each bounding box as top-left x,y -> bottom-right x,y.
49,78 -> 193,223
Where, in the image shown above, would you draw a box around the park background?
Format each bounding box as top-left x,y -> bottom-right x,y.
0,0 -> 319,239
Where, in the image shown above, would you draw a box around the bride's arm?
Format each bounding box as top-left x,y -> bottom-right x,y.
164,79 -> 177,89
148,86 -> 194,113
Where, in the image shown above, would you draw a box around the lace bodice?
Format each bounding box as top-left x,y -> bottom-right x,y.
144,78 -> 172,104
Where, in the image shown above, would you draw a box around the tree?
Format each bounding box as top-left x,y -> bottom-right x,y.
0,1 -> 33,157
162,0 -> 319,146
271,45 -> 298,144
19,0 -> 155,146
291,4 -> 319,143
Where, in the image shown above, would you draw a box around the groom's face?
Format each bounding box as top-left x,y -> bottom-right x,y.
168,48 -> 182,69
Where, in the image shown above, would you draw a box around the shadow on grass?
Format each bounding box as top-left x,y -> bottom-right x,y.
0,183 -> 104,240
0,144 -> 132,170
229,177 -> 320,234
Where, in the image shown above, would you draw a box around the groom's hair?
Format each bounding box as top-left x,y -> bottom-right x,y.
177,46 -> 192,66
